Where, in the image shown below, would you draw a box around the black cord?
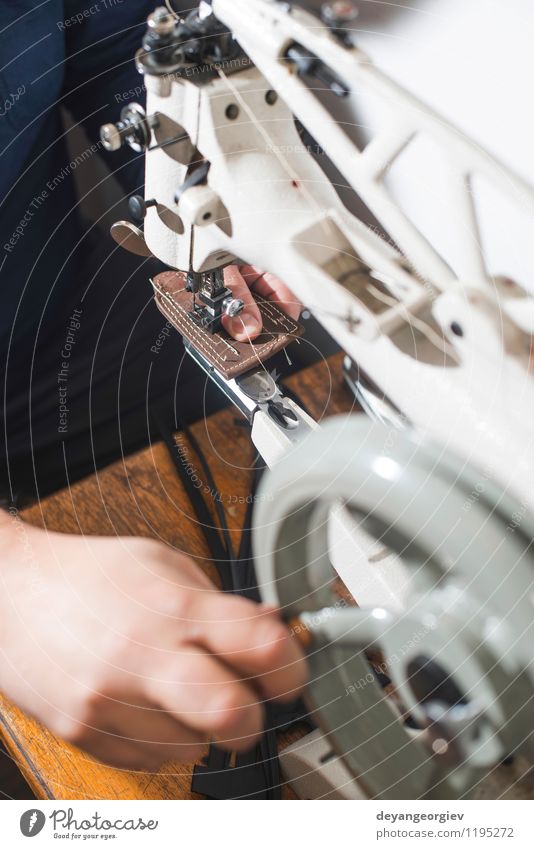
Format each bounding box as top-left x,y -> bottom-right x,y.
232,453 -> 265,600
153,407 -> 234,591
180,419 -> 237,566
153,405 -> 282,798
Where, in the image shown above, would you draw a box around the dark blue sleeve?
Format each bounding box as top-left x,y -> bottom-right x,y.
0,1 -> 157,351
62,0 -> 158,196
0,1 -> 65,201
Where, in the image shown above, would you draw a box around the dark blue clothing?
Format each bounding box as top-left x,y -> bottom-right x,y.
0,1 -> 232,503
0,2 -> 308,503
0,0 -> 155,351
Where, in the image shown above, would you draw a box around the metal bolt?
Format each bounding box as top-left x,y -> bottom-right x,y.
147,6 -> 176,36
431,737 -> 449,756
100,123 -> 121,152
100,104 -> 151,154
321,1 -> 359,28
223,297 -> 245,318
225,103 -> 239,120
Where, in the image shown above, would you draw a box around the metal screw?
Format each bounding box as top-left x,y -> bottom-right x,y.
225,103 -> 239,120
321,1 -> 359,27
147,6 -> 176,36
100,104 -> 152,154
431,737 -> 449,756
100,123 -> 123,152
223,297 -> 245,318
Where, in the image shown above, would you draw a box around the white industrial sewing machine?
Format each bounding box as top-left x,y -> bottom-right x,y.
100,0 -> 534,799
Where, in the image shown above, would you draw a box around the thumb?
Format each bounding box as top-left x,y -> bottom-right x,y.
221,265 -> 263,341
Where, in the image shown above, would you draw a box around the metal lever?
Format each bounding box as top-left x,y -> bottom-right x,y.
110,221 -> 154,258
128,196 -> 158,222
267,400 -> 299,429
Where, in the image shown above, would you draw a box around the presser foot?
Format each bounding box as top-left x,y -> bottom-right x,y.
151,270 -> 304,380
187,285 -> 244,335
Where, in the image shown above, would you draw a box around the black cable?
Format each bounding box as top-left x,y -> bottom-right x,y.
179,418 -> 237,567
153,407 -> 234,591
233,453 -> 265,600
154,405 -> 282,798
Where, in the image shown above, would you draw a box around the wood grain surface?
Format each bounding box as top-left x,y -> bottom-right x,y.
1,354 -> 355,800
2,353 -> 533,801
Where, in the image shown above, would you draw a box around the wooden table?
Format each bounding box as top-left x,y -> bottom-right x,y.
2,352 -> 533,801
1,354 -> 354,800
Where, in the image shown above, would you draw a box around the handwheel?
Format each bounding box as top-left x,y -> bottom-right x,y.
253,415 -> 534,799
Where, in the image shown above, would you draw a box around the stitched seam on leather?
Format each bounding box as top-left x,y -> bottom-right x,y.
255,294 -> 295,327
153,275 -> 299,373
157,293 -> 236,364
154,275 -> 297,337
156,282 -> 241,356
153,278 -> 243,358
157,291 -> 280,370
257,297 -> 296,333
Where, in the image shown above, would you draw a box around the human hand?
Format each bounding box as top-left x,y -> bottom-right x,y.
0,518 -> 307,770
222,264 -> 302,342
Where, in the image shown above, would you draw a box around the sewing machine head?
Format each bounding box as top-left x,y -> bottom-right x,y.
101,1 -> 534,496
100,1 -> 534,800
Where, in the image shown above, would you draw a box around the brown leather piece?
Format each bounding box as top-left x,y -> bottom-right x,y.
152,271 -> 304,379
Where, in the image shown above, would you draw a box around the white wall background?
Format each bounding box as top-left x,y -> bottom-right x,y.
332,0 -> 534,289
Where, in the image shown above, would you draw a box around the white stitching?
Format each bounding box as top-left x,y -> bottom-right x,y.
153,275 -> 301,374
256,296 -> 296,333
157,292 -> 235,365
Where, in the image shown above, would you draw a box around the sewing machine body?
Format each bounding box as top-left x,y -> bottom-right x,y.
101,0 -> 534,799
136,0 -> 534,513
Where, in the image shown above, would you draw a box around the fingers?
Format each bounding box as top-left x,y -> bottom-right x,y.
221,263 -> 302,341
189,594 -> 308,703
147,646 -> 265,752
82,736 -> 159,772
78,727 -> 204,772
222,265 -> 263,341
57,697 -> 208,770
103,703 -> 208,767
239,265 -> 302,320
